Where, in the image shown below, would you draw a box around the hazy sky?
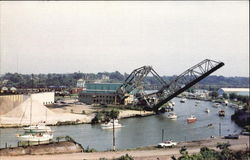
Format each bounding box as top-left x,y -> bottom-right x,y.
0,1 -> 249,77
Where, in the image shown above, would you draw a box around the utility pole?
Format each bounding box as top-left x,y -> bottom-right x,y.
162,129 -> 164,142
112,118 -> 115,151
219,123 -> 221,137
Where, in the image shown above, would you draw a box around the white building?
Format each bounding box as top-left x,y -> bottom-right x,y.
217,88 -> 249,96
102,75 -> 109,80
76,79 -> 85,88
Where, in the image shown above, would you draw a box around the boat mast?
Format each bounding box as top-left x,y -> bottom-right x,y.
30,74 -> 34,126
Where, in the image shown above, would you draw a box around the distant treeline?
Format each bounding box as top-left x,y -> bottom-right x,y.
0,72 -> 249,90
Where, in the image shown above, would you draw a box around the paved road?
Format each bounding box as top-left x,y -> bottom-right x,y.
0,136 -> 249,160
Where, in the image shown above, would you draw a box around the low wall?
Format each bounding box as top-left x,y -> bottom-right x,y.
0,141 -> 83,156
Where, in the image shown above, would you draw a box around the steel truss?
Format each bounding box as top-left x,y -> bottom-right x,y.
152,59 -> 224,112
116,59 -> 224,112
116,66 -> 166,101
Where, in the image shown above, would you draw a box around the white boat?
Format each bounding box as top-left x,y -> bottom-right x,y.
167,112 -> 177,119
17,132 -> 53,142
205,108 -> 210,113
169,101 -> 175,106
23,122 -> 52,133
180,98 -> 187,103
101,119 -> 122,129
212,103 -> 220,108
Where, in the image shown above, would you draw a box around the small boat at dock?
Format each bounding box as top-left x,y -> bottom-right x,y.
187,115 -> 197,123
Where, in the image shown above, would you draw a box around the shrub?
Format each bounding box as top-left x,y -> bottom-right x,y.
85,146 -> 97,153
115,154 -> 134,160
91,109 -> 120,124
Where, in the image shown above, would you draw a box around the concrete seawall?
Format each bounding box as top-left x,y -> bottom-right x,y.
0,141 -> 83,156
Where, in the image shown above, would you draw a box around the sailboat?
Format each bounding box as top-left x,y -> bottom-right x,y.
16,93 -> 53,142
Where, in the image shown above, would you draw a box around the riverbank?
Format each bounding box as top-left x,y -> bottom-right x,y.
0,136 -> 248,160
0,99 -> 155,128
0,95 -> 245,128
0,140 -> 83,156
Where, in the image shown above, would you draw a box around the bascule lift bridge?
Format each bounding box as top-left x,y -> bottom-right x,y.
116,59 -> 224,113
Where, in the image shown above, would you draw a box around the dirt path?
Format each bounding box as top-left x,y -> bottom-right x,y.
0,136 -> 249,160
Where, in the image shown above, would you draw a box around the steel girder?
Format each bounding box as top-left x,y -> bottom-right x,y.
116,66 -> 167,100
152,59 -> 224,112
116,59 -> 224,113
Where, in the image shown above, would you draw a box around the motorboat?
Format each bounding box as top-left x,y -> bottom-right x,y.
187,115 -> 197,123
101,119 -> 122,129
167,112 -> 177,119
180,98 -> 187,103
212,103 -> 220,108
205,108 -> 210,113
218,110 -> 225,117
169,101 -> 175,106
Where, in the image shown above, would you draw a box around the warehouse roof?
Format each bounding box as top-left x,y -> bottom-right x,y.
220,88 -> 249,92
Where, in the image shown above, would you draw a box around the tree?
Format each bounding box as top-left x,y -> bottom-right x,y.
209,91 -> 218,98
110,109 -> 119,120
216,142 -> 231,150
222,93 -> 228,99
229,93 -> 237,100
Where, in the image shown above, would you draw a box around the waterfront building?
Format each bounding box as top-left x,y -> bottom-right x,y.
76,79 -> 85,88
78,83 -> 122,105
1,86 -> 8,93
218,88 -> 249,96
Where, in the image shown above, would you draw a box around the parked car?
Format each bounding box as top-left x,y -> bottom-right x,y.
224,134 -> 239,139
157,140 -> 177,148
241,131 -> 250,136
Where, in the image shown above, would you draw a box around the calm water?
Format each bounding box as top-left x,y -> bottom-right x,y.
0,98 -> 241,151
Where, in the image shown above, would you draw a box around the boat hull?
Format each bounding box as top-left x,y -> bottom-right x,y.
101,124 -> 122,129
17,134 -> 53,142
187,118 -> 197,123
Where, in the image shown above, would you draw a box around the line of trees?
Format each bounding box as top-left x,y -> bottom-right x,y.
0,72 -> 249,89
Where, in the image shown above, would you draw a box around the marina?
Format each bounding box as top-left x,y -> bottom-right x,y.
0,98 -> 241,151
0,2 -> 248,159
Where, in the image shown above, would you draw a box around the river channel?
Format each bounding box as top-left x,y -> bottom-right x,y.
0,98 -> 241,151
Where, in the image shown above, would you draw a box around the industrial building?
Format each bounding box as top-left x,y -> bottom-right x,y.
78,83 -> 122,105
217,88 -> 249,96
